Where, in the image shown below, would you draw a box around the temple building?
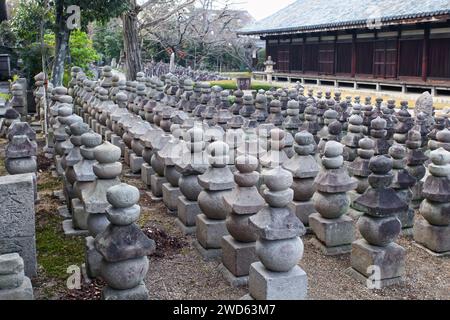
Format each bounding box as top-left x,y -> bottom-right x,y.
238,0 -> 450,96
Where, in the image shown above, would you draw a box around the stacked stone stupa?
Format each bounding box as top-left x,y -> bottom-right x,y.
194,141 -> 235,260
221,155 -> 265,286
246,166 -> 307,300
96,183 -> 155,299
283,131 -> 319,229
310,141 -> 357,255
413,148 -> 450,256
349,156 -> 407,287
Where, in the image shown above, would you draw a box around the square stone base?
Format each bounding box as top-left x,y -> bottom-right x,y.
55,156 -> 64,176
175,218 -> 196,235
105,130 -> 112,142
310,237 -> 352,255
192,239 -> 222,261
102,282 -> 149,300
72,198 -> 88,230
413,218 -> 450,254
123,147 -> 132,166
0,237 -> 37,278
85,236 -> 102,279
351,239 -> 406,281
219,263 -> 249,287
309,213 -> 355,249
398,208 -> 415,230
58,205 -> 71,218
222,235 -> 257,278
345,267 -> 405,289
141,163 -> 155,186
0,277 -> 34,300
62,219 -> 89,237
111,134 -> 122,149
130,154 -> 144,174
177,196 -> 201,228
248,262 -> 307,300
289,200 -> 315,226
145,191 -> 162,202
99,125 -> 106,137
196,214 -> 228,250
162,183 -> 182,212
150,175 -> 167,198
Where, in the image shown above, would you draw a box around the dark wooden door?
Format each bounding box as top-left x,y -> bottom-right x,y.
399,39 -> 423,77
335,42 -> 352,75
290,45 -> 303,72
277,49 -> 290,73
428,38 -> 450,79
304,44 -> 319,72
356,41 -> 374,75
374,40 -> 397,78
319,43 -> 335,75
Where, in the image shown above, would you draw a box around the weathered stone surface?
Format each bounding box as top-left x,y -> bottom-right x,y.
309,213 -> 354,247
248,262 -> 307,300
0,174 -> 36,277
222,236 -> 258,277
351,239 -> 406,280
0,276 -> 34,300
102,281 -> 149,300
413,218 -> 450,253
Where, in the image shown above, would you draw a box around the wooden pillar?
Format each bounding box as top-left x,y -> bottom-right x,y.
302,36 -> 306,73
396,29 -> 401,79
422,25 -> 430,82
351,33 -> 356,78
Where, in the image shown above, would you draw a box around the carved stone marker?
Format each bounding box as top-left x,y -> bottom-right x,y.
0,174 -> 36,277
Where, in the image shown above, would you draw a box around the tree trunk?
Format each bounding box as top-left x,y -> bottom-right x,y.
51,1 -> 70,87
0,0 -> 8,22
122,0 -> 142,81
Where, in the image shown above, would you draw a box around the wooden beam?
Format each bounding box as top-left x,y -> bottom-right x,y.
351,32 -> 356,77
422,24 -> 430,82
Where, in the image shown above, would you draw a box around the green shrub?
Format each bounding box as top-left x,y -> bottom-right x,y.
208,80 -> 282,92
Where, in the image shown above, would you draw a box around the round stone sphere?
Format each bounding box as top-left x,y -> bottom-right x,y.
106,205 -> 140,225
131,139 -> 145,156
324,141 -> 343,158
226,213 -> 257,243
198,190 -> 229,220
256,237 -> 303,272
264,166 -> 293,192
87,213 -> 109,237
151,154 -> 165,176
101,256 -> 149,290
165,166 -> 181,187
179,175 -> 203,201
93,162 -> 122,179
369,155 -> 392,174
235,155 -> 258,173
94,142 -> 121,164
81,132 -> 102,148
358,215 -> 401,246
292,177 -> 315,201
313,191 -> 350,219
107,183 -> 140,208
420,200 -> 450,226
5,157 -> 37,174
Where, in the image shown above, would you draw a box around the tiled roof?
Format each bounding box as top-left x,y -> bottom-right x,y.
238,0 -> 450,35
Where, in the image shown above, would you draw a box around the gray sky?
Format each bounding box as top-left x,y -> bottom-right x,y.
232,0 -> 297,21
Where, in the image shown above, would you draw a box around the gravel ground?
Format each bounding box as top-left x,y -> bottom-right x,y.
123,170 -> 450,301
